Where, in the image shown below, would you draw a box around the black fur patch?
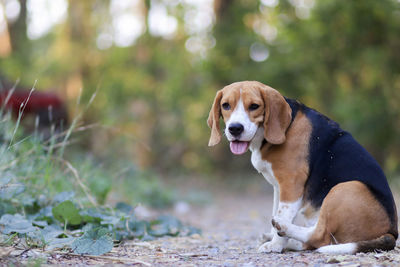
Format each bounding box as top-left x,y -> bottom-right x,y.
285,98 -> 398,239
357,234 -> 396,253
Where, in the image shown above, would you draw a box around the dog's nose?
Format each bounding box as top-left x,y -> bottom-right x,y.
229,123 -> 244,137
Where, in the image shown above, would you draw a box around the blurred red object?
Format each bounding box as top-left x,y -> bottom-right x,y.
0,80 -> 68,135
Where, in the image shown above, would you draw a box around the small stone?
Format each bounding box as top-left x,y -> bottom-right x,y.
326,257 -> 340,264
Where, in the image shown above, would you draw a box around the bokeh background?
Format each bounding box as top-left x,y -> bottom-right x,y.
1,0 -> 400,205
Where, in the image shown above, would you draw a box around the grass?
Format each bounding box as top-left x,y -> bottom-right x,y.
0,89 -> 198,263
0,85 -> 175,208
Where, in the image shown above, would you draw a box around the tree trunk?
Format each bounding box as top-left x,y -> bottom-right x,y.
7,0 -> 28,56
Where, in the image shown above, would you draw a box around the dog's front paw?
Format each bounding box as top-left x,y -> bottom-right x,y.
271,218 -> 288,237
258,241 -> 284,253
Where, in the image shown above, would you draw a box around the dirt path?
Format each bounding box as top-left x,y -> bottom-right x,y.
2,189 -> 400,266
116,192 -> 400,267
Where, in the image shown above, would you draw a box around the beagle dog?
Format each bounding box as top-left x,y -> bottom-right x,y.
207,81 -> 398,254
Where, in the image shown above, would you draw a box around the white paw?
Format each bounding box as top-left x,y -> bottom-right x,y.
271,217 -> 289,237
258,241 -> 284,253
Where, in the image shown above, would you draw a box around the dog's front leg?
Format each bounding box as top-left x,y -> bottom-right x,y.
258,196 -> 303,253
261,185 -> 280,242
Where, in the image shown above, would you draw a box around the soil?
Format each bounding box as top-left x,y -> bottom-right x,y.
1,188 -> 400,266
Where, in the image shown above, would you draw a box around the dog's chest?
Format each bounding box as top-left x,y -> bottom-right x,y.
251,149 -> 278,187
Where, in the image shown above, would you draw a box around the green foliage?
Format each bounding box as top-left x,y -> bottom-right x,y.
114,0 -> 394,177
0,214 -> 36,234
1,0 -> 399,176
0,112 -> 200,256
71,227 -> 113,255
0,200 -> 200,255
149,215 -> 182,237
115,167 -> 176,209
207,0 -> 400,176
52,201 -> 82,226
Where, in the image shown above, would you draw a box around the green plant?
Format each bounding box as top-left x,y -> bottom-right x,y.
0,100 -> 200,257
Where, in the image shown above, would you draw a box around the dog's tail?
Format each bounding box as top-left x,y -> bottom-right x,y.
316,234 -> 396,254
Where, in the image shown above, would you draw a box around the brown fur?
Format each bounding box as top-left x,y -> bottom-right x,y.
207,81 -> 292,146
259,86 -> 292,145
301,202 -> 318,220
306,181 -> 391,249
207,90 -> 223,146
261,111 -> 312,202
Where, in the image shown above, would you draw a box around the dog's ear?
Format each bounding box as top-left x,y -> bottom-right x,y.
207,90 -> 223,146
260,85 -> 292,145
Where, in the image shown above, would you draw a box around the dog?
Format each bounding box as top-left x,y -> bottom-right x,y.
207,81 -> 397,254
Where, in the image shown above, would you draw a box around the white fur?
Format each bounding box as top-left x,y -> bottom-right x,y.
276,198 -> 303,220
227,101 -> 314,253
316,243 -> 357,254
250,129 -> 279,215
258,232 -> 287,253
249,129 -> 307,252
274,218 -> 317,243
286,238 -> 305,251
225,97 -> 258,142
258,198 -> 306,253
294,203 -> 320,227
250,130 -> 287,252
250,128 -> 281,247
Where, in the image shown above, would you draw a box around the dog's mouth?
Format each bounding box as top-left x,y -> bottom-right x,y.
230,140 -> 250,155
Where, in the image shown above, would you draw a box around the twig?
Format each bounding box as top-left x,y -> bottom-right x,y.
19,248 -> 31,256
129,242 -> 154,249
329,232 -> 338,244
59,158 -> 98,208
0,183 -> 24,190
42,123 -> 99,145
42,138 -> 79,150
58,252 -> 151,266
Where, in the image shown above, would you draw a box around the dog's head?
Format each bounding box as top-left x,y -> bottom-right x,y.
207,81 -> 292,154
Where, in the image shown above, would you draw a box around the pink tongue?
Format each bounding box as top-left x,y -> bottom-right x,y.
230,141 -> 250,155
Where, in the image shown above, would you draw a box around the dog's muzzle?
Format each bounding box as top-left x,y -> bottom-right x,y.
228,123 -> 244,137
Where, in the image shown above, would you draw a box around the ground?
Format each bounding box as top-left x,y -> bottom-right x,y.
2,185 -> 400,266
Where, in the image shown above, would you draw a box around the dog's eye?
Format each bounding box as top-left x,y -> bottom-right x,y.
222,103 -> 230,110
249,104 -> 260,111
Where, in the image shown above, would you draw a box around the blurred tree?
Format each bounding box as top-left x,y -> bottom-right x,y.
0,0 -> 399,177
210,0 -> 263,85
8,0 -> 28,54
64,0 -> 95,100
206,0 -> 400,176
2,0 -> 31,76
265,0 -> 400,174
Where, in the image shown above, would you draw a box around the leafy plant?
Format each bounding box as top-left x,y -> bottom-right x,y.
52,201 -> 82,226
71,227 -> 113,255
0,199 -> 200,255
0,109 -> 200,256
0,214 -> 36,234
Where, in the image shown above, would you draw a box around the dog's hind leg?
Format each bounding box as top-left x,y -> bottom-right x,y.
272,181 -> 395,254
285,238 -> 306,251
272,218 -> 317,243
